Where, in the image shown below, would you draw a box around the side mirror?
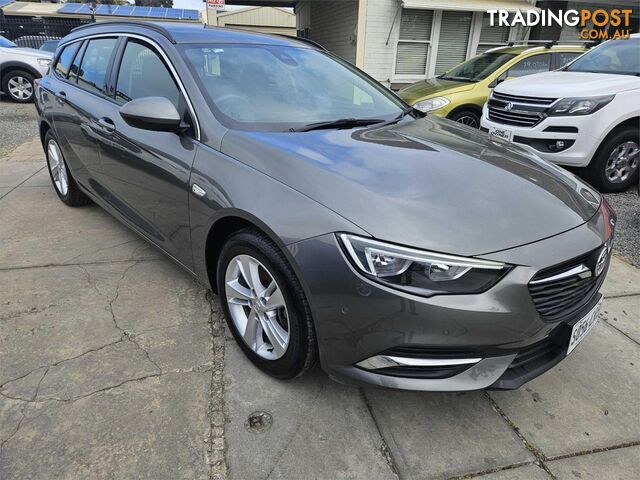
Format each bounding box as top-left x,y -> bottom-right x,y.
488,73 -> 508,89
119,97 -> 182,133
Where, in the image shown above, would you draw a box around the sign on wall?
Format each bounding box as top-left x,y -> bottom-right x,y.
206,0 -> 225,9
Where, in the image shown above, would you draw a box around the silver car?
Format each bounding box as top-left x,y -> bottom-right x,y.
0,35 -> 52,102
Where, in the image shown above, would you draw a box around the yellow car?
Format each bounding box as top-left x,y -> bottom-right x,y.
397,44 -> 587,128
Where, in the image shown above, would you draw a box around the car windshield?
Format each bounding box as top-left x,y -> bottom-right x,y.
0,36 -> 17,48
565,38 -> 639,76
439,52 -> 517,81
181,44 -> 406,131
40,41 -> 59,53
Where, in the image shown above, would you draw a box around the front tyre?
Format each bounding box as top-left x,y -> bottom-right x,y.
449,109 -> 480,129
45,130 -> 91,206
2,71 -> 36,103
217,228 -> 317,379
586,128 -> 639,193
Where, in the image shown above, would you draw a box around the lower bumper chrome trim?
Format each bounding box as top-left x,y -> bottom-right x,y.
356,355 -> 482,371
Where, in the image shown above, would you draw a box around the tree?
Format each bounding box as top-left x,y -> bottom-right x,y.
135,0 -> 174,8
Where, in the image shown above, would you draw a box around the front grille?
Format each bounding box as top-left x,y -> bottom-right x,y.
492,92 -> 557,105
528,247 -> 609,321
488,92 -> 558,128
488,109 -> 542,127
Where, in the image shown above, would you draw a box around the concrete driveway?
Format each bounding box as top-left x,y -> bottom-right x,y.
1,135 -> 639,480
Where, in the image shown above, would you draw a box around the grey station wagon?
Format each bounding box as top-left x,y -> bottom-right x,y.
36,21 -> 616,391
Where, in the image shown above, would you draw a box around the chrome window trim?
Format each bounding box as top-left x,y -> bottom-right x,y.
59,32 -> 201,141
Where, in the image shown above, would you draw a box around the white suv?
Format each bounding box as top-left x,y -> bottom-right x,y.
481,34 -> 639,192
0,35 -> 52,103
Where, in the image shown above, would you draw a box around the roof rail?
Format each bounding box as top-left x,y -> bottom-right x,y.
70,20 -> 176,43
272,34 -> 327,51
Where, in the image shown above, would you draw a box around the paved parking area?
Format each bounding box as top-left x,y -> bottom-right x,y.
1,128 -> 639,478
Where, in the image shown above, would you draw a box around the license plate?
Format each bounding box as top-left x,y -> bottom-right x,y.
567,298 -> 602,355
488,126 -> 513,142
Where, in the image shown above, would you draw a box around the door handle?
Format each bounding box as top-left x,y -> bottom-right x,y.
55,91 -> 66,103
98,117 -> 116,133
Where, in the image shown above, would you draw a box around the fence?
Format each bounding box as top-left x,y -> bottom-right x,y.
0,15 -> 92,49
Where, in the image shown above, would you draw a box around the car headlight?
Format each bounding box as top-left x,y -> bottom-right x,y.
339,234 -> 510,297
37,58 -> 51,67
548,95 -> 614,116
414,96 -> 450,112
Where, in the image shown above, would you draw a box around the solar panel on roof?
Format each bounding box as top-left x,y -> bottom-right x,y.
56,3 -> 199,20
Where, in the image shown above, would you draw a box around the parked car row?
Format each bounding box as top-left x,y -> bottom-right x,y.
399,36 -> 640,193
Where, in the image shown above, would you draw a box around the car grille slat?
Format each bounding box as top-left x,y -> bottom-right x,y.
492,92 -> 557,105
487,92 -> 558,128
487,109 -> 542,127
532,279 -> 595,305
528,247 -> 608,321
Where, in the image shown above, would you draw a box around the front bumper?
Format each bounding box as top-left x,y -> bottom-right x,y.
287,209 -> 609,391
480,104 -> 601,167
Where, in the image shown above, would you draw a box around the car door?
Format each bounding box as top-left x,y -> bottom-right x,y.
50,37 -> 118,192
93,36 -> 197,269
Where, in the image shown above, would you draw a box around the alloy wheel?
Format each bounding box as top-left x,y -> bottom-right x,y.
225,254 -> 290,360
605,141 -> 639,184
455,115 -> 479,128
47,139 -> 69,196
7,75 -> 33,101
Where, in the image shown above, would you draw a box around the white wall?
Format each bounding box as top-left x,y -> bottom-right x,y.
299,0 -> 358,64
362,0 -> 400,85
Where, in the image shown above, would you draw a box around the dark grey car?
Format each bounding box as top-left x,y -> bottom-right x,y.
35,21 -> 616,391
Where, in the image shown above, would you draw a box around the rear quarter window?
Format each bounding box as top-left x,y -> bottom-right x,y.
54,42 -> 81,78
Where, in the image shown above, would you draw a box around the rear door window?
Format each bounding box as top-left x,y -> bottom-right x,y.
507,54 -> 551,78
114,39 -> 180,108
68,41 -> 86,83
554,52 -> 582,69
76,38 -> 117,95
54,42 -> 80,78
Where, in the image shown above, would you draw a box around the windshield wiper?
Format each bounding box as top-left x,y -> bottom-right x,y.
289,118 -> 385,132
439,75 -> 475,82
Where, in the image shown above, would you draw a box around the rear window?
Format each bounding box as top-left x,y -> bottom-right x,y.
54,42 -> 80,78
76,38 -> 117,95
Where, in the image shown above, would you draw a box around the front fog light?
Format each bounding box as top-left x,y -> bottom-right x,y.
339,234 -> 510,296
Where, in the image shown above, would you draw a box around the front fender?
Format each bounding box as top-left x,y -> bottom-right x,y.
188,143 -> 369,289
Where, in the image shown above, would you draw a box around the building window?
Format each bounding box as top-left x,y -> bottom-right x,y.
434,11 -> 473,75
477,12 -> 511,55
395,9 -> 434,76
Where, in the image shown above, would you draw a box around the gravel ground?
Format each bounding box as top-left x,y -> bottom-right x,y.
0,99 -> 637,266
606,188 -> 640,268
0,98 -> 39,157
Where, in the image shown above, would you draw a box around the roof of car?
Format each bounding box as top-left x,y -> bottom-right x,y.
68,20 -> 322,49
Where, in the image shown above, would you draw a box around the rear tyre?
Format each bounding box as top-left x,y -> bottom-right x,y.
2,70 -> 36,103
217,228 -> 317,379
449,109 -> 480,129
585,127 -> 639,193
44,130 -> 92,206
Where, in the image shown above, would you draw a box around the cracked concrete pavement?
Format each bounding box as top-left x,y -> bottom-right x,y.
1,124 -> 639,479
